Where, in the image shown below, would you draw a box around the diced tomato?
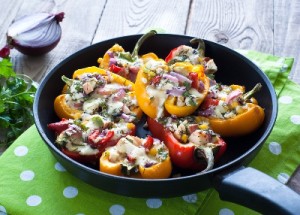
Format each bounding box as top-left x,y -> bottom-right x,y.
151,75 -> 161,85
200,97 -> 219,110
189,72 -> 199,90
109,64 -> 124,73
143,135 -> 154,151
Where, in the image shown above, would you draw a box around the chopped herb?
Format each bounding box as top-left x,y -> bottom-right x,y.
0,58 -> 37,147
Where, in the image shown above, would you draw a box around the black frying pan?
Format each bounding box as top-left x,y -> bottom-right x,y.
33,34 -> 300,214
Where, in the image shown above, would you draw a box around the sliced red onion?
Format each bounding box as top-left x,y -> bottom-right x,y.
225,90 -> 243,104
169,71 -> 192,84
197,108 -> 214,117
166,87 -> 186,96
7,12 -> 64,56
107,51 -> 114,58
112,89 -> 126,101
198,80 -> 205,92
162,73 -> 179,83
109,57 -> 117,66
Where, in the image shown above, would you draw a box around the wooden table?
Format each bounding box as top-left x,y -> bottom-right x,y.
1,0 -> 299,193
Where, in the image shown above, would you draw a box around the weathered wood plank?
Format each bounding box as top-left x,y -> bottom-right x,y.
186,0 -> 274,53
274,0 -> 300,84
92,0 -> 191,43
0,0 -> 24,46
1,0 -> 106,82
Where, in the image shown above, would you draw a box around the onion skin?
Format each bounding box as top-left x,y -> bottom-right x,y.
7,12 -> 64,56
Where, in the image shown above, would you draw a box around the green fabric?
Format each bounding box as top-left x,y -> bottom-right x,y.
0,50 -> 299,215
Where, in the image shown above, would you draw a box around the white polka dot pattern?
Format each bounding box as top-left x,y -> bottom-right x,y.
268,142 -> 282,155
20,170 -> 35,181
26,195 -> 42,206
279,96 -> 293,104
14,146 -> 28,156
0,205 -> 7,214
219,208 -> 235,215
182,194 -> 198,203
146,198 -> 162,209
63,186 -> 78,198
55,162 -> 66,172
109,204 -> 125,215
290,115 -> 300,125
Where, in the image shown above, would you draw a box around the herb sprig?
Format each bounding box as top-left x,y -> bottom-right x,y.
0,57 -> 37,147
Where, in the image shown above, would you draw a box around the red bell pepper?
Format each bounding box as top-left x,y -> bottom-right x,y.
147,116 -> 227,171
48,118 -> 136,166
88,129 -> 115,151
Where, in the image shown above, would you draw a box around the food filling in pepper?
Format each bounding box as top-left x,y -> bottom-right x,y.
147,116 -> 227,171
48,114 -> 136,165
57,70 -> 141,122
100,135 -> 172,179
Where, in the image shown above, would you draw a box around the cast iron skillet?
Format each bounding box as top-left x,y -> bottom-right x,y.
33,34 -> 300,214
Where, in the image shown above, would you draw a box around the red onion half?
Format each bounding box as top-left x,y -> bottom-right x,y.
6,12 -> 64,56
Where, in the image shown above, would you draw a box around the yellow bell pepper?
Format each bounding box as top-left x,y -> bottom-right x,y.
134,57 -> 169,119
54,66 -> 142,120
54,94 -> 82,119
198,83 -> 265,136
97,30 -> 157,82
135,59 -> 210,119
99,135 -> 172,179
209,103 -> 265,136
164,62 -> 210,117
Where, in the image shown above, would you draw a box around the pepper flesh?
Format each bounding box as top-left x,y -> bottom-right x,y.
54,66 -> 142,120
147,116 -> 227,171
197,83 -> 265,136
164,62 -> 210,117
99,135 -> 172,179
135,58 -> 210,118
97,30 -> 157,82
209,103 -> 265,136
134,56 -> 168,119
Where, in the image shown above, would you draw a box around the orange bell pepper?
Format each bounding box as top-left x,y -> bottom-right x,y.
197,83 -> 265,136
209,103 -> 265,136
54,94 -> 82,119
134,57 -> 169,119
54,66 -> 142,120
164,62 -> 210,117
97,30 -> 157,82
99,135 -> 172,179
135,58 -> 210,119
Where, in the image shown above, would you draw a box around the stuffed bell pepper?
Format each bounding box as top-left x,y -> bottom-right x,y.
98,30 -> 157,82
54,66 -> 142,122
100,135 -> 172,179
165,38 -> 218,77
135,55 -> 210,119
147,116 -> 227,172
48,114 -> 136,166
196,83 -> 265,136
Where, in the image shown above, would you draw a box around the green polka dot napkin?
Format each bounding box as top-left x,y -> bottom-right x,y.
0,51 -> 299,215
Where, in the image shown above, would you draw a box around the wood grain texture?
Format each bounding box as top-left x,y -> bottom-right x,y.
186,0 -> 274,53
274,0 -> 300,84
92,0 -> 190,43
1,0 -> 106,82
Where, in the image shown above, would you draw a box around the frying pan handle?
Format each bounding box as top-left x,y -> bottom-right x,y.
214,166 -> 300,215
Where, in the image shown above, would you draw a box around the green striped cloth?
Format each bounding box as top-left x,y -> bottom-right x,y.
0,50 -> 299,215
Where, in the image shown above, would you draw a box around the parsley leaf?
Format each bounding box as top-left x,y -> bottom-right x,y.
0,58 -> 37,147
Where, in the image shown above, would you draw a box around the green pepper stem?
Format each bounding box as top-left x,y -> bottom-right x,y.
61,75 -> 73,86
190,38 -> 205,58
131,30 -> 157,59
243,83 -> 262,100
